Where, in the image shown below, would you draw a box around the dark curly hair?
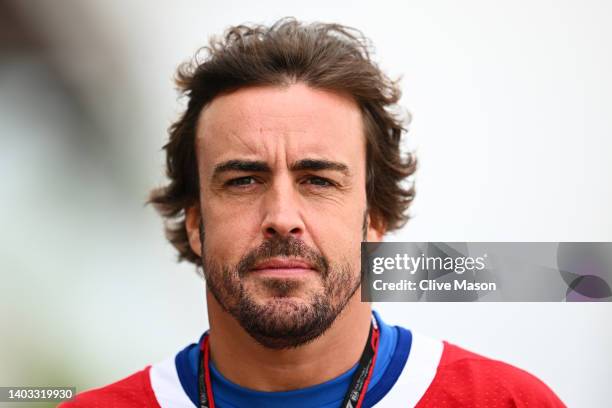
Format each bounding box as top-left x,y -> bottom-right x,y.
148,18 -> 416,266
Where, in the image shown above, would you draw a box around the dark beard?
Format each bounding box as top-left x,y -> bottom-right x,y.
201,231 -> 360,349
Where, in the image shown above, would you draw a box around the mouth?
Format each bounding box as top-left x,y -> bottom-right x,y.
250,257 -> 318,278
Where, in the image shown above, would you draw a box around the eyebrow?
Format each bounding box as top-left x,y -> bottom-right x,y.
213,160 -> 270,175
212,158 -> 350,179
290,159 -> 350,176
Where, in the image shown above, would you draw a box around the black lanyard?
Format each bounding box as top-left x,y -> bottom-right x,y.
198,316 -> 380,408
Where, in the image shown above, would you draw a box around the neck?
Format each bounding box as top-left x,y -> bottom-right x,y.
206,290 -> 372,392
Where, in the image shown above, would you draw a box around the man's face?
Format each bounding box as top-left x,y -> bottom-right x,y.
187,83 -> 381,348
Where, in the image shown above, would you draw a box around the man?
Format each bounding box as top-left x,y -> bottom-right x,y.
62,18 -> 565,407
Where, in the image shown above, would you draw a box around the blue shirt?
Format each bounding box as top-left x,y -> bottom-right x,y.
175,310 -> 412,408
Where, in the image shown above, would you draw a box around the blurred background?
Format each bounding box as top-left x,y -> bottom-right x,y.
1,0 -> 610,407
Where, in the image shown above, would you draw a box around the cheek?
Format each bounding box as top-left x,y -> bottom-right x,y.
305,202 -> 365,266
201,198 -> 261,264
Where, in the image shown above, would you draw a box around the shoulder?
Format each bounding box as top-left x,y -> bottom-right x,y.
415,341 -> 566,408
58,366 -> 161,408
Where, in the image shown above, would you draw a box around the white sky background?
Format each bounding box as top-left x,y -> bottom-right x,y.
1,1 -> 611,407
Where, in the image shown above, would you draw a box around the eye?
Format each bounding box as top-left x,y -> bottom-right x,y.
305,176 -> 334,187
226,176 -> 257,187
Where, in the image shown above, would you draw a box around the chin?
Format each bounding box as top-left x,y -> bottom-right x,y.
246,275 -> 323,299
238,297 -> 334,349
251,295 -> 315,317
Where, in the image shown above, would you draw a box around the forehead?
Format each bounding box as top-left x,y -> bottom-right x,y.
196,83 -> 365,165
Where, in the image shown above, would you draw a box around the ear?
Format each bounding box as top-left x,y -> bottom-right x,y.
366,213 -> 385,242
185,206 -> 202,257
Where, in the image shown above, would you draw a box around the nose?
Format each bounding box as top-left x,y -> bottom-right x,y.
261,177 -> 305,240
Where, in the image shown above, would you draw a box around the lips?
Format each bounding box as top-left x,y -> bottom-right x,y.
251,257 -> 317,276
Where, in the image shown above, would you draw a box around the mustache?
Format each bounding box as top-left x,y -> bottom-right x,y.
236,236 -> 329,278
